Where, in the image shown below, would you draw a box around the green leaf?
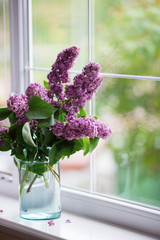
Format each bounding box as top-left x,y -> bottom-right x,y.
49,145 -> 62,166
56,140 -> 75,158
11,149 -> 15,156
27,150 -> 37,162
38,114 -> 55,128
28,162 -> 49,176
22,122 -> 37,148
72,139 -> 83,154
25,96 -> 56,119
9,125 -> 18,141
0,144 -> 10,151
54,109 -> 60,120
14,156 -> 18,167
42,128 -> 59,146
0,108 -> 11,121
16,125 -> 25,145
82,137 -> 90,156
90,137 -> 99,153
58,112 -> 66,122
8,112 -> 18,124
43,80 -> 50,90
16,126 -> 36,153
23,148 -> 27,159
77,107 -> 87,117
14,144 -> 26,160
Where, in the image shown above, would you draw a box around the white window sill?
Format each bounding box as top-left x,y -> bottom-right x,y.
0,195 -> 157,240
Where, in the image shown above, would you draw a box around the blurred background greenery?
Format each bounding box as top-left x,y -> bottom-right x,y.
93,0 -> 160,207
0,0 -> 160,207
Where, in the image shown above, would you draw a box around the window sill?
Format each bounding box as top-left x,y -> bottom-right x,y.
0,195 -> 157,240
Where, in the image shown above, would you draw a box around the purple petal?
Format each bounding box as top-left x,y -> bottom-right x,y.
65,219 -> 71,223
48,220 -> 55,226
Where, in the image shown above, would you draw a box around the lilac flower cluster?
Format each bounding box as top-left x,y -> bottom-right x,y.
47,46 -> 80,99
63,100 -> 79,116
7,85 -> 42,128
0,124 -> 9,147
64,62 -> 103,115
5,46 -> 111,144
87,116 -> 112,139
15,116 -> 39,130
7,94 -> 29,118
65,116 -> 97,140
52,120 -> 65,139
52,116 -> 112,141
25,83 -> 50,103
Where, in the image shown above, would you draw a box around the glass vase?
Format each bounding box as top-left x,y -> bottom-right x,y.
18,160 -> 61,220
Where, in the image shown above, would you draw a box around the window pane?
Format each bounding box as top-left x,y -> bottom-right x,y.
93,0 -> 160,76
0,0 -> 11,107
32,70 -> 48,85
32,0 -> 88,70
0,0 -> 13,196
94,77 -> 160,208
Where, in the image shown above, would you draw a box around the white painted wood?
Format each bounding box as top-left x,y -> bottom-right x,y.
0,195 -> 157,240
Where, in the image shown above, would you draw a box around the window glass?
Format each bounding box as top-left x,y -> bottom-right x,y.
94,77 -> 160,208
32,0 -> 88,70
93,0 -> 160,76
0,0 -> 11,107
0,0 -> 13,194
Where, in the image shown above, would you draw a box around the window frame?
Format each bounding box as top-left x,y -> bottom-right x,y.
8,0 -> 160,237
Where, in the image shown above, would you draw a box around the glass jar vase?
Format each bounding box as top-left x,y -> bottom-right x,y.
18,159 -> 61,220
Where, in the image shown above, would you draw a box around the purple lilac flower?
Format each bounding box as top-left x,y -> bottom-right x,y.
83,62 -> 101,74
15,116 -> 29,126
48,220 -> 55,226
63,100 -> 79,117
65,116 -> 97,140
49,83 -> 63,95
52,116 -> 111,141
50,100 -> 61,108
47,46 -> 80,84
7,94 -> 29,118
48,70 -> 70,85
55,46 -> 80,71
64,62 -> 103,112
15,116 -> 39,130
25,83 -> 50,103
52,120 -> 65,139
65,219 -> 71,223
96,122 -> 112,139
88,117 -> 112,139
0,125 -> 9,146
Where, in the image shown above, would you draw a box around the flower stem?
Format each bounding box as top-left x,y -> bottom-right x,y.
26,174 -> 38,193
46,163 -> 60,184
20,168 -> 29,199
43,173 -> 49,188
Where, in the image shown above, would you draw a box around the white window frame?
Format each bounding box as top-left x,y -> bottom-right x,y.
8,0 -> 160,237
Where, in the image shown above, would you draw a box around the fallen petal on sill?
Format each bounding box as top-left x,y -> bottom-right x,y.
65,219 -> 71,223
48,220 -> 55,226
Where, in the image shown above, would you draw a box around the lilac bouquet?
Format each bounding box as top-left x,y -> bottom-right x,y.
0,46 -> 111,193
